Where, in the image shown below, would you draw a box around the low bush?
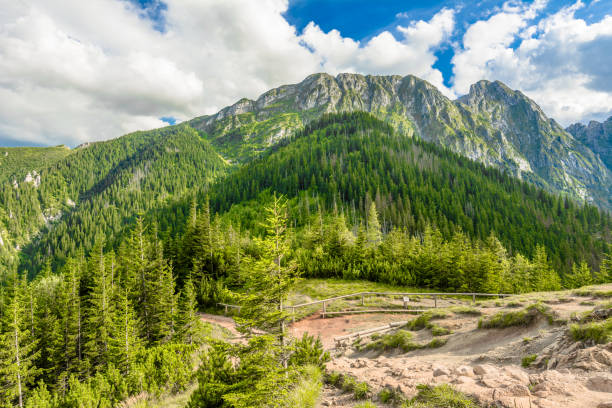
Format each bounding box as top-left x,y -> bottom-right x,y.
353,382 -> 371,400
404,384 -> 481,407
378,387 -> 404,404
367,330 -> 420,352
478,303 -> 555,329
570,318 -> 612,344
521,354 -> 537,368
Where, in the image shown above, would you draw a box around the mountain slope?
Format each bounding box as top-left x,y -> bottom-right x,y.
0,145 -> 72,184
210,113 -> 611,273
567,116 -> 612,172
189,73 -> 612,209
0,125 -> 228,273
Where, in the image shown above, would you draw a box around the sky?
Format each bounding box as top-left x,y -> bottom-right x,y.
0,0 -> 611,147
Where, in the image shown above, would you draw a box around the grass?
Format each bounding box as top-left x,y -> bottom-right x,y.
573,289 -> 612,298
430,325 -> 451,336
379,387 -> 405,404
368,330 -> 421,352
355,402 -> 377,408
478,303 -> 555,329
570,318 -> 612,344
505,300 -> 523,308
366,330 -> 448,353
353,382 -> 371,400
521,354 -> 537,368
447,306 -> 481,316
281,365 -> 323,408
291,278 -> 423,301
406,310 -> 449,330
403,384 -> 481,407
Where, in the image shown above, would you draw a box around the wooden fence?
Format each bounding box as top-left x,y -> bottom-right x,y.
218,291 -> 510,321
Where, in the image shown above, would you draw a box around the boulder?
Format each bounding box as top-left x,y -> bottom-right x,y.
433,366 -> 451,377
587,374 -> 612,393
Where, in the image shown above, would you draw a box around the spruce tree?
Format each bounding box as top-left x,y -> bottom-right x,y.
236,194 -> 298,345
177,277 -> 200,345
0,282 -> 40,407
109,287 -> 141,375
366,202 -> 382,247
84,241 -> 114,371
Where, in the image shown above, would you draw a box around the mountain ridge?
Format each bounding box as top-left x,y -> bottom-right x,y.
187,73 -> 612,209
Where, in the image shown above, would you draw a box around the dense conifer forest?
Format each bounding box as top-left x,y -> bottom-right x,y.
1,113 -> 611,406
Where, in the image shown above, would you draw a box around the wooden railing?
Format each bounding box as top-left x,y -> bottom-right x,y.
218,291 -> 511,320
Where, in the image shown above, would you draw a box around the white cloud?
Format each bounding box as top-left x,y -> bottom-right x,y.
3,0 -> 611,147
0,2 -> 456,146
300,8 -> 456,95
451,0 -> 612,125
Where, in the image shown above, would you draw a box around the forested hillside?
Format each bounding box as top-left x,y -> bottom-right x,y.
1,113 -> 612,407
210,113 -> 612,274
0,125 -> 228,275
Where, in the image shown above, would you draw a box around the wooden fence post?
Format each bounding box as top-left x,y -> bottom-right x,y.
322,301 -> 327,319
361,294 -> 364,306
472,294 -> 476,303
434,295 -> 437,308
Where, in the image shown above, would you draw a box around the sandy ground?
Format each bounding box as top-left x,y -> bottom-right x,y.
202,286 -> 612,408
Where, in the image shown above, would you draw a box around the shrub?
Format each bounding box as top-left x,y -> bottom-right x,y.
426,338 -> 448,348
378,387 -> 404,404
324,371 -> 343,387
404,384 -> 480,407
478,303 -> 554,329
521,354 -> 537,368
570,318 -> 612,344
354,402 -> 377,408
353,382 -> 371,400
289,333 -> 330,368
449,306 -> 481,316
341,375 -> 358,392
366,330 -> 420,352
430,325 -> 451,336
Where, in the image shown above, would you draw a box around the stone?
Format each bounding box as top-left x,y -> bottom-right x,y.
597,402 -> 612,408
433,366 -> 451,377
587,375 -> 612,393
503,367 -> 530,384
473,364 -> 496,376
454,365 -> 475,377
505,383 -> 531,397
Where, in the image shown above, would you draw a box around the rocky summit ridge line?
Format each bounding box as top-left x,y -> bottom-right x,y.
189,73 -> 612,210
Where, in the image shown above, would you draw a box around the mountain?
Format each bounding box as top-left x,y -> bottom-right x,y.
1,74 -> 611,277
0,145 -> 71,184
210,112 -> 610,274
0,125 -> 228,273
189,73 -> 612,209
567,116 -> 612,172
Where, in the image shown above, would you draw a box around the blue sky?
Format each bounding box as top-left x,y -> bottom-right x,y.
1,0 -> 611,146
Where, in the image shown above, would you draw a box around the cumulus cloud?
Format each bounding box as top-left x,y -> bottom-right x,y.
0,1 -> 456,146
0,0 -> 318,146
2,0 -> 612,146
451,0 -> 612,125
300,8 -> 456,95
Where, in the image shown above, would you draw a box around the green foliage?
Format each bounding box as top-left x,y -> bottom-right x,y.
367,330 -> 420,352
564,261 -> 594,289
379,387 -> 405,404
288,333 -> 330,369
279,365 -> 323,408
570,318 -> 612,344
353,381 -> 371,400
521,354 -> 537,367
404,384 -> 480,407
478,303 -> 554,329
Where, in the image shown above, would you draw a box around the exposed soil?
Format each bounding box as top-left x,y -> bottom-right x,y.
203,285 -> 612,407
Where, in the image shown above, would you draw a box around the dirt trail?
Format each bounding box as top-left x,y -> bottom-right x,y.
201,286 -> 612,407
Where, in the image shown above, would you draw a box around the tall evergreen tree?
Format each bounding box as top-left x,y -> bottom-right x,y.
0,282 -> 40,407
236,194 -> 298,345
